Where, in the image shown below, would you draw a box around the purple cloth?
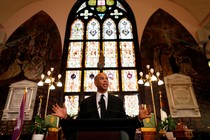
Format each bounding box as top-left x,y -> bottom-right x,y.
12,89 -> 27,140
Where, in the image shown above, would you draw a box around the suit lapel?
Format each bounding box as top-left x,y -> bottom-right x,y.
90,93 -> 100,118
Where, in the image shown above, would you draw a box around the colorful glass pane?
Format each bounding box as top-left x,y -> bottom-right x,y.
65,95 -> 79,117
96,6 -> 106,12
98,13 -> 105,19
121,70 -> 138,91
97,0 -> 105,6
67,42 -> 83,68
103,18 -> 116,39
80,10 -> 93,20
120,41 -> 136,67
77,2 -> 86,13
110,9 -> 123,19
70,19 -> 84,40
87,18 -> 100,39
119,18 -> 133,39
64,71 -> 82,92
116,1 -> 126,12
85,41 -> 100,67
103,70 -> 119,91
88,0 -> 96,6
84,70 -> 100,92
107,0 -> 115,6
124,94 -> 139,117
103,42 -> 118,67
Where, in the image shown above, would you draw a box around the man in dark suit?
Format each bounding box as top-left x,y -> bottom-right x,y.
52,72 -> 151,122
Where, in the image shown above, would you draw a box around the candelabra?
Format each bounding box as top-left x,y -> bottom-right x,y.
138,65 -> 164,127
37,67 -> 62,117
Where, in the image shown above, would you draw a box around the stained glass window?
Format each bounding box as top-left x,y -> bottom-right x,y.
103,18 -> 117,39
98,0 -> 105,6
120,41 -> 136,67
63,0 -> 141,117
84,70 -> 100,92
119,18 -> 133,39
67,42 -> 83,68
103,42 -> 118,67
116,1 -> 126,12
124,94 -> 139,117
87,19 -> 100,39
77,2 -> 86,13
121,70 -> 138,91
64,71 -> 82,92
85,42 -> 100,67
70,19 -> 84,40
107,0 -> 115,6
103,70 -> 119,91
65,96 -> 79,117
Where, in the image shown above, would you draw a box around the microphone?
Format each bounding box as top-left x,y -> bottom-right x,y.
98,100 -> 102,106
98,100 -> 104,108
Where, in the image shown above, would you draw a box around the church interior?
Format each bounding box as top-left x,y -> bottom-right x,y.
0,0 -> 210,140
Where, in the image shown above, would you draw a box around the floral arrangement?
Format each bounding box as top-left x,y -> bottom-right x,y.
30,115 -> 49,134
29,95 -> 50,134
158,115 -> 176,132
157,115 -> 177,139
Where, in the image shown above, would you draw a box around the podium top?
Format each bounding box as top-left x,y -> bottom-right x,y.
60,118 -> 138,140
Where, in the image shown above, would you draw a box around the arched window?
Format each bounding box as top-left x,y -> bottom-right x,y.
61,0 -> 141,117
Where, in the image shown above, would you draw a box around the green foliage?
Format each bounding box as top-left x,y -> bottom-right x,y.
158,115 -> 176,132
30,115 -> 49,134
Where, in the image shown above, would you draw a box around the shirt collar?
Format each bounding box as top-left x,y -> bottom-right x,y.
97,92 -> 108,98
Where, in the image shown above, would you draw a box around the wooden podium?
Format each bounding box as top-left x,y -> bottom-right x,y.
60,118 -> 138,140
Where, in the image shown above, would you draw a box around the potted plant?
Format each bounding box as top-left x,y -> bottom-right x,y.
30,115 -> 49,140
157,115 -> 177,140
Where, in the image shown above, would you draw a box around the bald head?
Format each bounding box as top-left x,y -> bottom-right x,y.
94,73 -> 109,93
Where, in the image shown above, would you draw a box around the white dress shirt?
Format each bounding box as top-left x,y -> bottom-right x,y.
96,92 -> 108,118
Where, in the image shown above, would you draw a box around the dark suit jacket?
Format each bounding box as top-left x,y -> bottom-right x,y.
65,93 -> 144,128
76,93 -> 143,127
77,93 -> 127,119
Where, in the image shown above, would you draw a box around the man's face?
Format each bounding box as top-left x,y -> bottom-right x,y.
94,73 -> 109,93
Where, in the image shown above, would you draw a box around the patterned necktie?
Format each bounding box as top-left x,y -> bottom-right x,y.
100,95 -> 106,118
